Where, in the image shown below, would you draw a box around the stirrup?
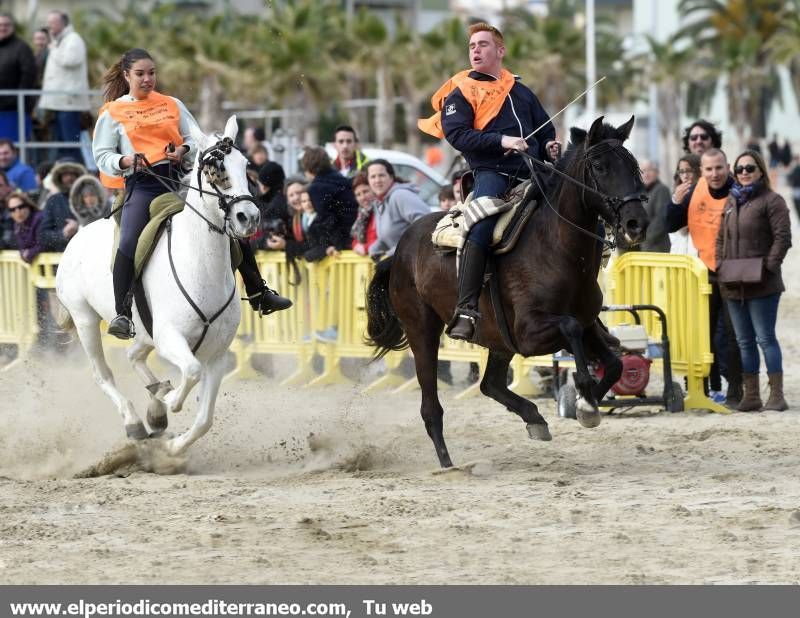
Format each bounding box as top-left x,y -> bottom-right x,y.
244,283 -> 292,316
108,314 -> 135,340
446,309 -> 480,341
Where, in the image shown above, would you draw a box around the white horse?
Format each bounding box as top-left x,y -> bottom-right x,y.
56,115 -> 260,456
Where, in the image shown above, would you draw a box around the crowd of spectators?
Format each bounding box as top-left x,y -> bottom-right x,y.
0,10 -> 796,398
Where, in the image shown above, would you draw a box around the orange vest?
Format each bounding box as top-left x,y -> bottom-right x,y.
418,69 -> 516,139
688,177 -> 727,272
97,91 -> 183,189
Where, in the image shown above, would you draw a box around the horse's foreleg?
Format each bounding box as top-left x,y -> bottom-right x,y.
154,330 -> 201,414
584,322 -> 622,403
75,318 -> 147,440
166,355 -> 225,456
558,316 -> 601,428
127,339 -> 170,435
480,350 -> 551,441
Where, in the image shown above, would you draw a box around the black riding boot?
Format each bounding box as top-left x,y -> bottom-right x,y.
238,241 -> 293,315
446,240 -> 488,341
108,250 -> 136,340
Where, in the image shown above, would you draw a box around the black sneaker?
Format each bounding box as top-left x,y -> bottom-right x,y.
108,315 -> 135,339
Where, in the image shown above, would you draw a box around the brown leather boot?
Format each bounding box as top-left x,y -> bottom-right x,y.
736,373 -> 762,412
764,372 -> 788,411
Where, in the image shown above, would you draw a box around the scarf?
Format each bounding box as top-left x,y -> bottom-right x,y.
730,178 -> 764,207
351,202 -> 375,243
291,211 -> 304,242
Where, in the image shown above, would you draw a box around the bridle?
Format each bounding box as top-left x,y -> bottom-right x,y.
132,135 -> 259,236
120,136 -> 260,353
518,138 -> 647,248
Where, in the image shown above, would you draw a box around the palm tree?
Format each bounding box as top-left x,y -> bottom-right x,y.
638,34 -> 695,175
259,0 -> 350,145
399,17 -> 467,155
768,0 -> 800,105
676,0 -> 789,140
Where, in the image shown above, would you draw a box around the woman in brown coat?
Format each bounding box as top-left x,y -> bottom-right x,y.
716,150 -> 792,411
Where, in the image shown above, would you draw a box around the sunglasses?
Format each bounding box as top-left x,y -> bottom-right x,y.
7,204 -> 27,212
735,164 -> 758,174
689,133 -> 710,141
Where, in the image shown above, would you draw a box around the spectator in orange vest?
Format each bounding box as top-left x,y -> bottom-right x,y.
666,148 -> 742,406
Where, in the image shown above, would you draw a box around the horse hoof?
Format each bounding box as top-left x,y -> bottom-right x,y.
146,398 -> 169,433
527,423 -> 552,441
125,422 -> 148,441
576,396 -> 602,428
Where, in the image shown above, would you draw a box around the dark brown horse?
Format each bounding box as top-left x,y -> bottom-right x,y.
366,116 -> 649,468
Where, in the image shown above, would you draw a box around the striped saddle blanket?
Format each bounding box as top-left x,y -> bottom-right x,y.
431,180 -> 537,258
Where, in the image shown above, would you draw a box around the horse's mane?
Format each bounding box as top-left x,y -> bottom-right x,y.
546,120 -> 640,202
556,121 -> 633,177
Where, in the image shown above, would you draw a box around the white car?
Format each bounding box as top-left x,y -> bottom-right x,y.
324,145 -> 448,210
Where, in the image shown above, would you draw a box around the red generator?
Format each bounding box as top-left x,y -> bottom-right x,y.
554,304 -> 684,419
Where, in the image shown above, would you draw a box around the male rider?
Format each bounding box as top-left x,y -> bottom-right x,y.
419,23 -> 561,341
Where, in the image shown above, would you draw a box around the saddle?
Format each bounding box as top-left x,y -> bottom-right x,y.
109,192 -> 243,338
431,179 -> 538,256
110,192 -> 243,278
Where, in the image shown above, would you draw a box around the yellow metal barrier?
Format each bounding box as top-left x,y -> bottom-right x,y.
0,251 -> 36,368
0,250 -> 729,415
232,251 -> 313,383
607,252 -> 726,413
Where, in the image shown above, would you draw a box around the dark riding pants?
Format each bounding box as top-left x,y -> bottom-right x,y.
119,165 -> 175,259
467,171 -> 516,249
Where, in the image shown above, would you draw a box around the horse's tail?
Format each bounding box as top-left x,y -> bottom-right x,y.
365,256 -> 408,359
54,298 -> 75,333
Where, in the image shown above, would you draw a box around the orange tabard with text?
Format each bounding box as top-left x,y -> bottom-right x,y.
687,176 -> 727,272
418,69 -> 516,139
97,91 -> 183,189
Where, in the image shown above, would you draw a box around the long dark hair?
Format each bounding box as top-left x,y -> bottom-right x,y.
733,149 -> 771,191
101,48 -> 153,102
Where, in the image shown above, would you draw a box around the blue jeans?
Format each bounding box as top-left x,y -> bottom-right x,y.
467,171 -> 514,249
53,110 -> 84,163
725,293 -> 783,374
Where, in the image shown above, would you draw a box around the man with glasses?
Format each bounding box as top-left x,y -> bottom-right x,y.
0,13 -> 37,142
665,148 -> 742,407
682,119 -> 722,157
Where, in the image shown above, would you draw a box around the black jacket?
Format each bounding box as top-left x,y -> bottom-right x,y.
441,71 -> 555,176
307,170 -> 358,255
40,192 -> 76,252
665,176 -> 734,232
0,34 -> 37,113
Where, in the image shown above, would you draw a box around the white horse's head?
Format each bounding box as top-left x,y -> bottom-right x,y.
189,115 -> 260,239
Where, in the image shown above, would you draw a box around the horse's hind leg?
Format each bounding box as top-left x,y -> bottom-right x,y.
559,316 -> 601,428
402,303 -> 453,468
74,317 -> 147,440
480,350 -> 552,441
166,354 -> 225,456
126,339 -> 170,435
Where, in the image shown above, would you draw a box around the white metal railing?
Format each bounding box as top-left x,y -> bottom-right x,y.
0,88 -> 104,165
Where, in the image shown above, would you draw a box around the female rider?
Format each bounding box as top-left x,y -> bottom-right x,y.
93,48 -> 291,339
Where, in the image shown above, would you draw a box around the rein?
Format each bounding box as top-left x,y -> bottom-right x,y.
518,139 -> 647,248
130,136 -> 258,236
123,137 -> 253,353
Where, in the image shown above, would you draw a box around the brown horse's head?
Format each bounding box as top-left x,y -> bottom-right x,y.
565,116 -> 649,245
